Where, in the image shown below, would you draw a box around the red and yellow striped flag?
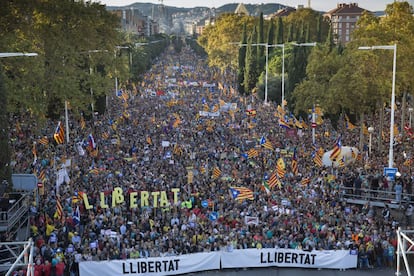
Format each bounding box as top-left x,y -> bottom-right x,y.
53,122 -> 65,144
277,158 -> 286,178
39,136 -> 49,146
248,148 -> 259,159
212,167 -> 222,179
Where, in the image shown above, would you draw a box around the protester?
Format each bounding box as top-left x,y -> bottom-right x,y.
6,43 -> 413,275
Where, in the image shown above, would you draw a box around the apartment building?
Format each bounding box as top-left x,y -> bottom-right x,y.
324,3 -> 370,44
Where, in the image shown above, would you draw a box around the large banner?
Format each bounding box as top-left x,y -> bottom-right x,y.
80,249 -> 357,275
79,252 -> 220,276
221,249 -> 357,269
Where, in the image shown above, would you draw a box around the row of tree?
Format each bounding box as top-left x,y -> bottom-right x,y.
0,0 -> 169,184
198,8 -> 330,103
198,2 -> 414,126
0,0 -> 169,120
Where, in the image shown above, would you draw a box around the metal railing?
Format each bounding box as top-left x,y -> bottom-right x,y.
340,186 -> 414,209
0,193 -> 30,234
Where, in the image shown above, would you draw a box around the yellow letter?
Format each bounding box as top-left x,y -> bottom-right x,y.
141,191 -> 149,207
112,187 -> 124,207
171,188 -> 179,205
82,193 -> 93,210
151,191 -> 160,208
159,191 -> 168,207
130,192 -> 138,209
100,192 -> 108,209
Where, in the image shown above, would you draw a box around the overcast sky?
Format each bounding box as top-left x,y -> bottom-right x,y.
95,0 -> 413,12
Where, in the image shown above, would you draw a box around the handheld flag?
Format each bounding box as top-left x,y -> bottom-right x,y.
73,205 -> 80,225
277,158 -> 286,178
212,167 -> 222,179
247,148 -> 259,158
260,136 -> 274,150
39,136 -> 49,146
53,122 -> 65,144
268,171 -> 282,189
329,135 -> 342,161
229,187 -> 254,201
262,181 -> 270,194
291,148 -> 298,175
87,133 -> 96,150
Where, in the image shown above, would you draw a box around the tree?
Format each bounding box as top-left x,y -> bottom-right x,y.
275,17 -> 284,44
0,68 -> 11,188
0,0 -> 122,120
257,12 -> 266,75
292,43 -> 343,115
266,19 -> 275,53
197,13 -> 255,72
244,26 -> 258,94
238,23 -> 248,95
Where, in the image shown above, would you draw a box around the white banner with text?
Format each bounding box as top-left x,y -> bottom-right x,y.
221,248 -> 357,269
79,252 -> 220,276
80,249 -> 357,276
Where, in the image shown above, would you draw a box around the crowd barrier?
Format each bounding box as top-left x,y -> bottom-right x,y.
79,248 -> 357,276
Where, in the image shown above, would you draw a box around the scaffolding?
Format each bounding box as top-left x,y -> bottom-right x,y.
396,228 -> 414,276
0,239 -> 34,276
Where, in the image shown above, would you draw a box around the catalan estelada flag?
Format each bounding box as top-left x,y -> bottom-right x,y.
260,136 -> 274,151
329,135 -> 342,161
278,118 -> 291,129
229,187 -> 254,201
53,122 -> 65,144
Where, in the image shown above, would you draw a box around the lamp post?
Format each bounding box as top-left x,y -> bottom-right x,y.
235,43 -> 283,105
368,126 -> 374,156
0,52 -> 38,58
232,42 -> 316,107
115,46 -> 130,97
409,107 -> 413,128
358,44 -> 397,168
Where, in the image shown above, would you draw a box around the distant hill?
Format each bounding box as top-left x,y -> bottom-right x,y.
106,2 -> 290,17
215,3 -> 289,16
104,2 -> 384,20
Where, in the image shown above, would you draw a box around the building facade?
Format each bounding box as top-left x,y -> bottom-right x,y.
324,3 -> 370,44
111,9 -> 159,37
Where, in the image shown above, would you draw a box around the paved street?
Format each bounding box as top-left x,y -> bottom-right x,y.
196,267 -> 403,276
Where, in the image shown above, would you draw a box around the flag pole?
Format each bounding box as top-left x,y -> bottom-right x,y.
312,104 -> 316,144
65,100 -> 69,143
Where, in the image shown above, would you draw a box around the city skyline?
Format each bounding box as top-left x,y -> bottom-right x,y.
94,0 -> 412,12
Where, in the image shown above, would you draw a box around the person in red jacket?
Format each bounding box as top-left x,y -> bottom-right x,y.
33,260 -> 44,276
55,259 -> 65,276
43,260 -> 51,276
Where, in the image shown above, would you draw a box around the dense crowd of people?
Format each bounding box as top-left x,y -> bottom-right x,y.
5,43 -> 414,276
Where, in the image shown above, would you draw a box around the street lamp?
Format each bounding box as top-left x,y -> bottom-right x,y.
358,44 -> 397,168
0,52 -> 38,58
368,126 -> 374,156
232,42 -> 316,107
115,46 -> 131,97
235,43 -> 283,105
409,107 -> 413,128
